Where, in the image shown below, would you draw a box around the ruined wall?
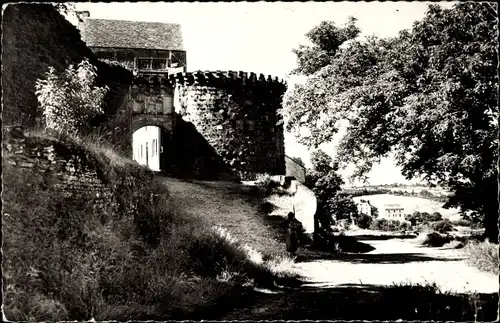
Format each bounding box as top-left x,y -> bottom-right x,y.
3,127 -> 155,218
173,71 -> 287,180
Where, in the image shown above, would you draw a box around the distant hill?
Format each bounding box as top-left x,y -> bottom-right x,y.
342,184 -> 451,203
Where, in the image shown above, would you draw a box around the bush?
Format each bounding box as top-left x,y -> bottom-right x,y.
3,132 -> 299,321
432,219 -> 454,233
254,173 -> 281,195
464,240 -> 499,275
370,218 -> 408,232
427,212 -> 443,222
35,59 -> 108,136
356,214 -> 373,229
422,232 -> 453,247
453,218 -> 471,227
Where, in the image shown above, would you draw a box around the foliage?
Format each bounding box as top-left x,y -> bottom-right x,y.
52,3 -> 75,16
283,3 -> 499,242
464,240 -> 499,275
406,212 -> 422,226
422,232 -> 454,247
35,59 -> 108,136
432,219 -> 454,233
370,218 -> 409,232
356,214 -> 373,229
291,17 -> 360,76
304,149 -> 359,228
429,212 -> 443,222
3,131 -> 298,321
310,149 -> 334,174
327,194 -> 360,222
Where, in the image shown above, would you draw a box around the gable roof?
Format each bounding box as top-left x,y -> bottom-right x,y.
80,18 -> 184,51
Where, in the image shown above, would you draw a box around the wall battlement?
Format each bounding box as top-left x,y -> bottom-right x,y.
131,70 -> 286,91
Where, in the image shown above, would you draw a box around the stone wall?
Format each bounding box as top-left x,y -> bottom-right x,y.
3,127 -> 155,219
172,71 -> 287,180
2,4 -> 96,127
285,155 -> 307,183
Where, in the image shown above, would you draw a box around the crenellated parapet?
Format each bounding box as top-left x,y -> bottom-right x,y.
128,69 -> 287,180
131,70 -> 287,93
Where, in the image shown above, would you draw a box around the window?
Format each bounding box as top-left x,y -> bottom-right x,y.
137,58 -> 152,70
152,59 -> 167,70
136,58 -> 168,70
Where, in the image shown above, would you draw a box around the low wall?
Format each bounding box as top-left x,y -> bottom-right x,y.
3,127 -> 155,219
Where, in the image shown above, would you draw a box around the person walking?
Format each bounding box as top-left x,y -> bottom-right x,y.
285,211 -> 303,256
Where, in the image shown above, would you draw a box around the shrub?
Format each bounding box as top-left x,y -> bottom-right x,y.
254,173 -> 280,195
453,218 -> 472,227
422,232 -> 453,247
427,212 -> 443,222
35,59 -> 108,136
432,219 -> 454,233
464,240 -> 499,275
370,218 -> 407,231
356,214 -> 372,229
3,131 -> 300,321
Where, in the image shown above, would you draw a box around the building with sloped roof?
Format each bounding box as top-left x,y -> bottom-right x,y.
75,11 -> 286,181
77,11 -> 186,74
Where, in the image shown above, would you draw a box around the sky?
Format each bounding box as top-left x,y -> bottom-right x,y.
66,1 -> 456,186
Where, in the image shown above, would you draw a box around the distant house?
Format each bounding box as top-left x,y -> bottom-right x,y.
383,204 -> 405,221
357,200 -> 372,217
77,11 -> 187,74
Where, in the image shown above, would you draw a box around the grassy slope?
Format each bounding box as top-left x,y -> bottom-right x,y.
161,177 -> 288,257
2,132 -> 298,321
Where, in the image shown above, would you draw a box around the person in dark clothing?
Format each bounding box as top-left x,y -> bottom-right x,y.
285,212 -> 303,256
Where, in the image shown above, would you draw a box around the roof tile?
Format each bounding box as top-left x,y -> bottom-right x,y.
80,18 -> 184,51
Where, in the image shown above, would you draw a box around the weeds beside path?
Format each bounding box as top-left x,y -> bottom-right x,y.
218,284 -> 499,321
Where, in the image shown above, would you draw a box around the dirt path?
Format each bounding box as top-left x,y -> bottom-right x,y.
295,236 -> 498,294
218,236 -> 498,320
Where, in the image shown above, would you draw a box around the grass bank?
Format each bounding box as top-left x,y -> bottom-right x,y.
2,130 -> 299,321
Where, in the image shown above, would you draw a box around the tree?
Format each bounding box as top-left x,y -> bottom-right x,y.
429,212 -> 443,222
370,205 -> 379,218
291,17 -> 360,76
356,214 -> 372,229
35,59 -> 108,136
327,194 -> 360,222
310,149 -> 334,174
283,3 -> 498,242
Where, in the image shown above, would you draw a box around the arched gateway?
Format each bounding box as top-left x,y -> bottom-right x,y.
78,15 -> 287,180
